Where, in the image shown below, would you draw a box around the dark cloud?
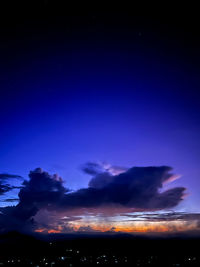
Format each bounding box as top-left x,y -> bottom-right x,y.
19,168 -> 68,208
82,162 -> 117,189
0,173 -> 23,180
118,212 -> 200,233
0,168 -> 68,233
77,225 -> 101,233
81,162 -> 104,175
61,166 -> 186,210
0,173 -> 23,196
0,184 -> 14,195
82,161 -> 127,176
2,198 -> 19,203
121,212 -> 200,222
0,206 -> 36,233
88,172 -> 115,189
0,165 -> 187,233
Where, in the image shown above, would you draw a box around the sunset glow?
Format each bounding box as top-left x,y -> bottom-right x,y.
1,7 -> 200,238
34,218 -> 199,234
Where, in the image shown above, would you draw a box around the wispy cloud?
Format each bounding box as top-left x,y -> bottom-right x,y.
0,173 -> 23,196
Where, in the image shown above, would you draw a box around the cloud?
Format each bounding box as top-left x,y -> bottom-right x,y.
82,161 -> 127,176
0,184 -> 15,195
0,168 -> 68,233
0,172 -> 23,196
117,212 -> 200,233
77,225 -> 101,233
0,173 -> 23,180
2,198 -> 19,203
81,162 -> 104,175
0,165 -> 187,233
61,166 -> 186,210
18,168 -> 68,209
82,162 -> 118,189
0,206 -> 36,233
88,172 -> 114,189
33,208 -> 82,233
121,212 -> 200,222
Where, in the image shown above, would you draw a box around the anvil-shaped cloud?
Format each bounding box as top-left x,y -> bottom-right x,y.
0,164 -> 186,233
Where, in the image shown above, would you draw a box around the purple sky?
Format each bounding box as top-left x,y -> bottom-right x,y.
0,8 -> 200,234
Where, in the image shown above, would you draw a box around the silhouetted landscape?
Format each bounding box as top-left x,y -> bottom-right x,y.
0,232 -> 200,266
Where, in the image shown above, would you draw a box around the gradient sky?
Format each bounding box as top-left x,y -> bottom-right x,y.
0,5 -> 200,234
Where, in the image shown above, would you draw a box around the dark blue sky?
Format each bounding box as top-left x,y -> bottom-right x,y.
0,5 -> 200,233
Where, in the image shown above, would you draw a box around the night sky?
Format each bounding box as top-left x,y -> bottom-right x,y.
0,3 -> 200,234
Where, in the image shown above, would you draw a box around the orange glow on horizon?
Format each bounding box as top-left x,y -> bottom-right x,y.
113,225 -> 169,233
35,228 -> 45,233
35,220 -> 198,234
35,228 -> 61,234
71,220 -> 197,234
48,229 -> 61,234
